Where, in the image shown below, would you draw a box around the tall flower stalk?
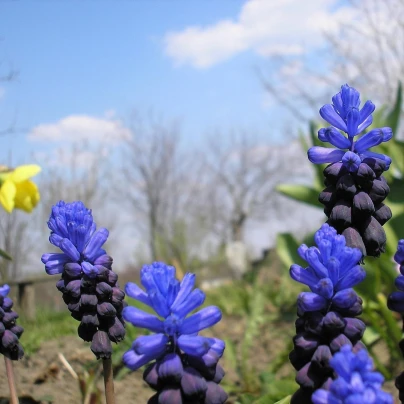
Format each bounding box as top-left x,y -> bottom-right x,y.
308,84 -> 393,257
41,201 -> 126,404
288,84 -> 395,403
123,261 -> 227,404
289,224 -> 367,403
0,284 -> 24,404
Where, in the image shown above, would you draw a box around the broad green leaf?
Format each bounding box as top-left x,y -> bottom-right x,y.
0,248 -> 12,261
276,184 -> 321,208
276,233 -> 304,268
386,82 -> 402,133
254,395 -> 291,404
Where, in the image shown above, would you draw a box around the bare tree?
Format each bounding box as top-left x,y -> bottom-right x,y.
119,112 -> 205,267
0,210 -> 33,281
260,0 -> 404,125
199,130 -> 305,244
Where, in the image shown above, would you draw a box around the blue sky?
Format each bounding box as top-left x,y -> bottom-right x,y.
0,0 -> 355,167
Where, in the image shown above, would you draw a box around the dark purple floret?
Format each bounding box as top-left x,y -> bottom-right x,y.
41,200 -> 126,359
123,262 -> 227,404
308,85 -> 393,257
289,224 -> 367,403
312,345 -> 393,403
0,285 -> 24,361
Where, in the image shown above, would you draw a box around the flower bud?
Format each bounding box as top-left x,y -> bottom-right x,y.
181,366 -> 207,399
323,163 -> 347,184
204,381 -> 228,404
91,330 -> 112,359
360,216 -> 387,257
143,362 -> 160,389
367,177 -> 390,204
157,353 -> 183,382
96,282 -> 112,298
80,293 -> 98,308
107,317 -> 125,343
329,333 -> 352,353
2,330 -> 18,349
341,227 -> 365,257
65,279 -> 81,298
158,388 -> 182,404
373,203 -> 392,226
352,192 -> 374,220
362,157 -> 386,177
354,162 -> 376,187
329,200 -> 352,231
336,174 -> 357,198
311,345 -> 333,372
97,302 -> 116,317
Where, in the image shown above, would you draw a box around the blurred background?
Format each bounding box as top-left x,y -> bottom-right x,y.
0,1 -> 404,403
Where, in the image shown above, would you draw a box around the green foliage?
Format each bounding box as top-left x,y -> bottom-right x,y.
0,248 -> 12,260
20,308 -> 77,355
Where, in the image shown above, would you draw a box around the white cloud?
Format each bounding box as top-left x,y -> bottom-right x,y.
164,0 -> 355,68
28,114 -> 131,143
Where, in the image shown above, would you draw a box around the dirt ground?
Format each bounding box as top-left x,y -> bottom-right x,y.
0,313 -> 287,404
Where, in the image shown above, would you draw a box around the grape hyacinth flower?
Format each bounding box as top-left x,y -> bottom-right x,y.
289,224 -> 367,403
123,262 -> 227,404
308,84 -> 393,257
0,284 -> 23,361
312,344 -> 393,404
41,201 -> 126,359
387,239 -> 404,402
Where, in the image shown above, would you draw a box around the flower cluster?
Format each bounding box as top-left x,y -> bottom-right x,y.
387,240 -> 404,315
289,224 -> 366,403
0,285 -> 24,360
387,239 -> 404,401
41,201 -> 126,359
308,84 -> 393,257
123,262 -> 227,404
312,344 -> 393,404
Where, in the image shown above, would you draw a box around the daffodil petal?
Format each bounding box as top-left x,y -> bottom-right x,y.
9,165 -> 41,183
14,181 -> 40,212
0,180 -> 17,213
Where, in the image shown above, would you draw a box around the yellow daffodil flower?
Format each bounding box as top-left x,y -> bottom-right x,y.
0,164 -> 41,213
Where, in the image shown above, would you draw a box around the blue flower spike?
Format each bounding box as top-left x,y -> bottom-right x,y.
0,284 -> 24,360
308,84 -> 392,171
42,201 -> 126,359
123,262 -> 227,404
309,84 -> 393,257
289,224 -> 367,403
312,345 -> 393,404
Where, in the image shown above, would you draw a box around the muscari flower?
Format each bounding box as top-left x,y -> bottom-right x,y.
308,84 -> 392,173
308,85 -> 393,257
123,262 -> 227,404
387,240 -> 404,314
0,284 -> 24,361
41,201 -> 126,359
289,224 -> 367,404
312,344 -> 393,404
0,164 -> 41,213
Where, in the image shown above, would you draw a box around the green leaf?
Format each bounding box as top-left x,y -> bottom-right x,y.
276,184 -> 321,208
254,394 -> 291,404
386,82 -> 402,133
276,233 -> 304,269
0,248 -> 12,261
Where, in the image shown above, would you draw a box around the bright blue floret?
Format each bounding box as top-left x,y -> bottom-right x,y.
388,240 -> 404,312
312,345 -> 393,404
308,84 -> 392,173
290,224 -> 365,314
41,201 -> 109,278
122,262 -> 223,371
